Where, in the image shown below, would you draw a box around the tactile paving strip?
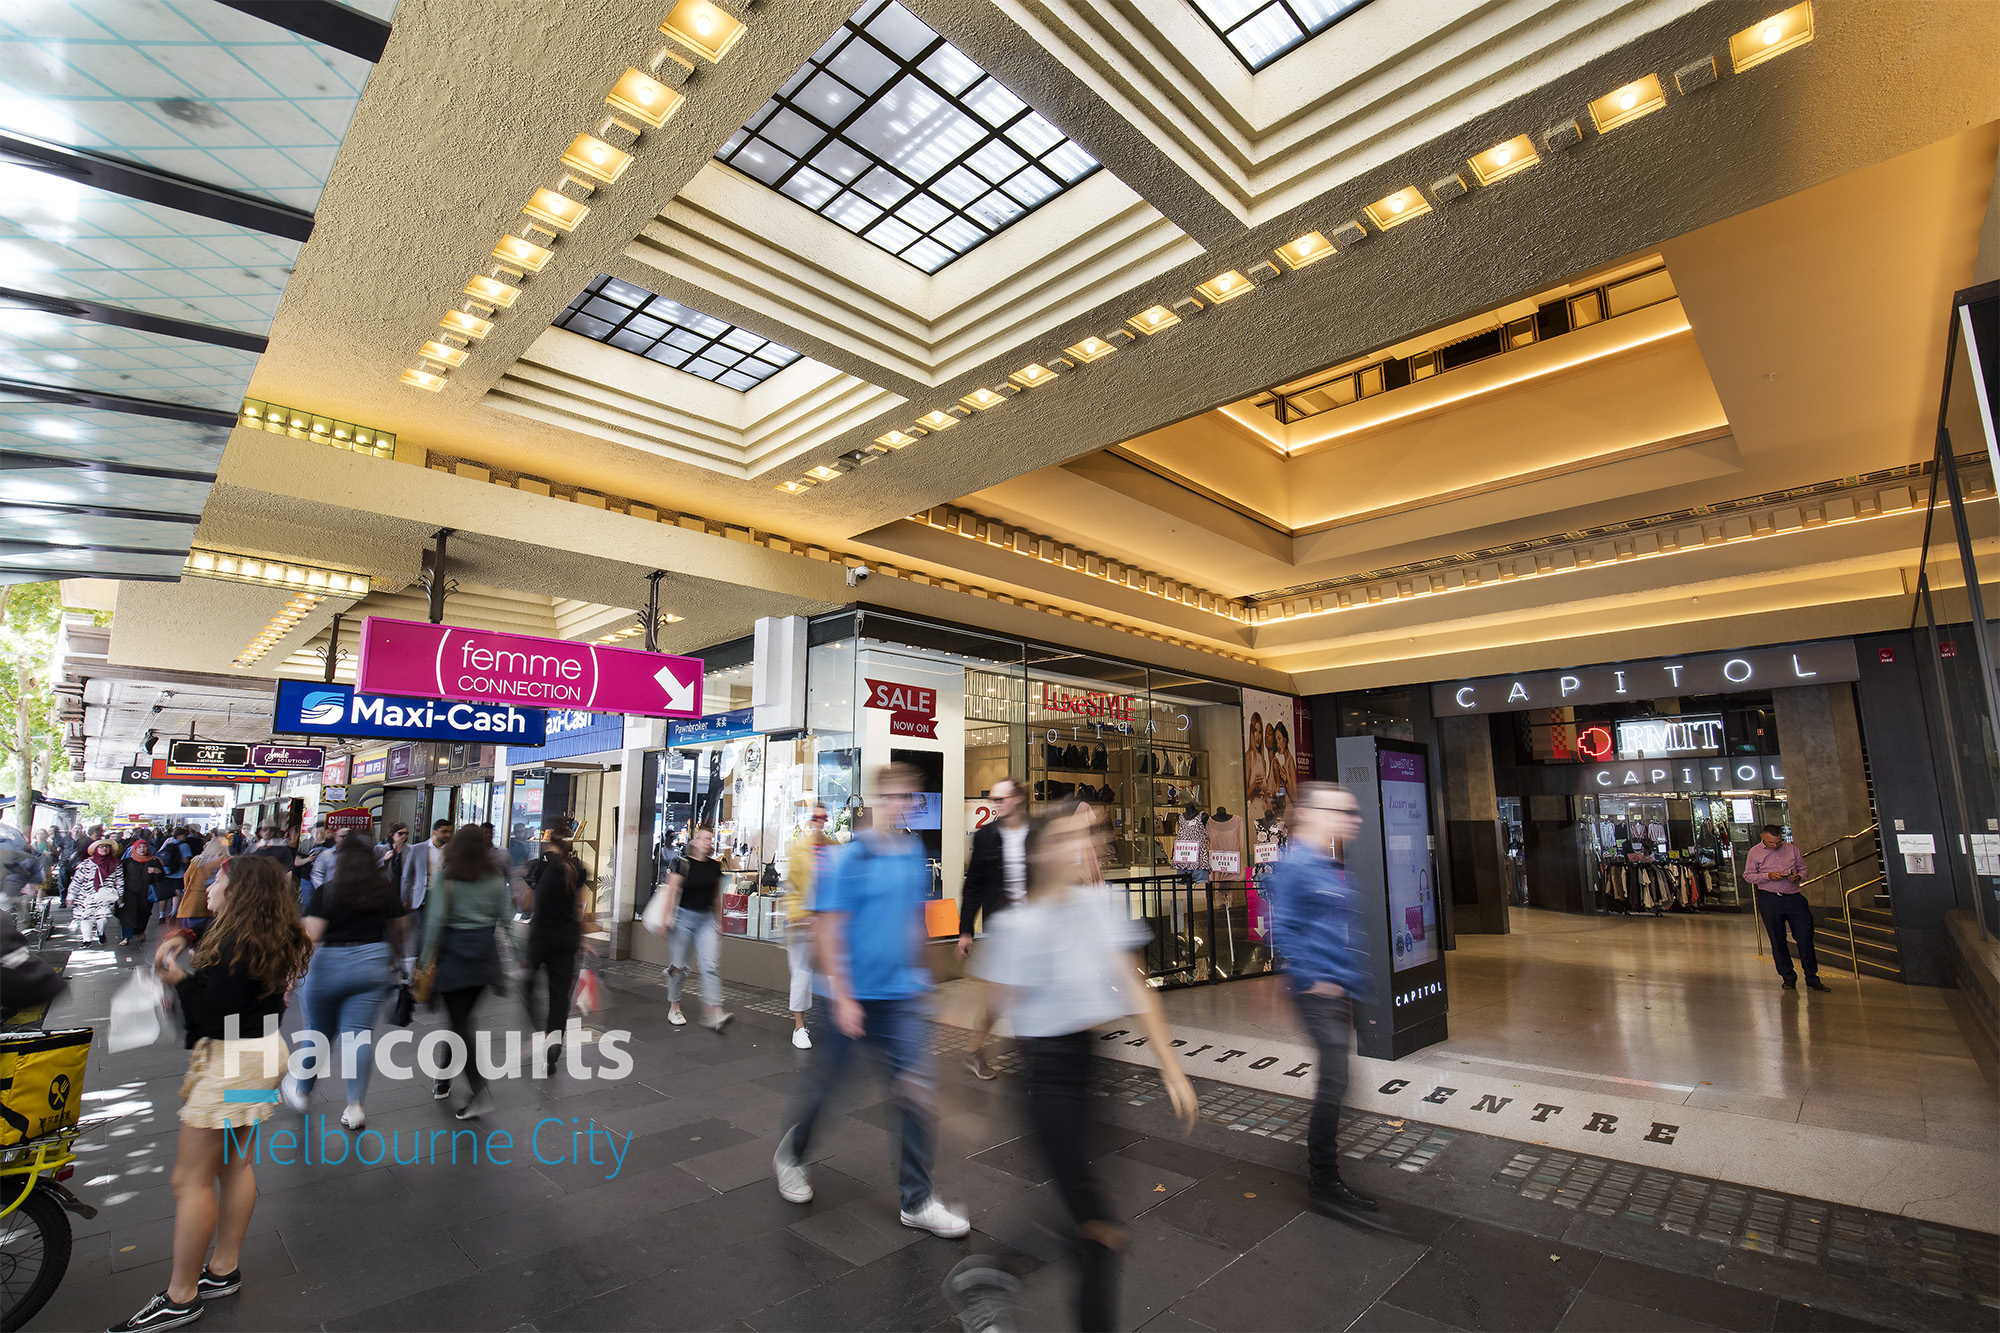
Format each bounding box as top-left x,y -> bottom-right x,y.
1491,1146 -> 1999,1308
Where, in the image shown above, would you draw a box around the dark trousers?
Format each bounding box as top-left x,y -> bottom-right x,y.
1293,990 -> 1353,1195
440,986 -> 488,1093
1757,889 -> 1818,980
524,926 -> 579,1039
1024,1032 -> 1117,1332
785,995 -> 933,1211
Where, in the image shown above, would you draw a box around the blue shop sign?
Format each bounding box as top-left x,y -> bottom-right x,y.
513,710 -> 627,760
667,707 -> 757,746
272,680 -> 546,744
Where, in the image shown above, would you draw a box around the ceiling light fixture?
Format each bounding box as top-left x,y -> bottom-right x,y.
560,134 -> 633,184
440,310 -> 494,340
400,368 -> 447,392
805,465 -> 840,481
1587,73 -> 1666,133
1729,2 -> 1813,71
775,479 -> 811,494
1128,305 -> 1180,335
1363,187 -> 1432,231
960,388 -> 1006,411
1274,232 -> 1334,270
1009,364 -> 1058,389
419,340 -> 469,368
915,410 -> 959,432
1065,336 -> 1117,363
1195,271 -> 1254,305
492,234 -> 553,273
875,430 -> 919,449
606,67 -> 686,127
1467,134 -> 1540,186
660,0 -> 746,63
523,188 -> 589,232
462,275 -> 521,308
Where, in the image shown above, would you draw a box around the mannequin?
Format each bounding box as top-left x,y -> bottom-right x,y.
1206,806 -> 1242,879
1177,804 -> 1208,883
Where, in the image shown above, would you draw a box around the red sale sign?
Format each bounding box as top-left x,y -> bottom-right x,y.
864,678 -> 937,739
356,617 -> 702,719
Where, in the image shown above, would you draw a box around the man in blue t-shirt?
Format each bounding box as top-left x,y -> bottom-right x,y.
774,763 -> 968,1239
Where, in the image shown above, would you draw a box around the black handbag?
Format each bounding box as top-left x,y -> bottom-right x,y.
389,983 -> 416,1027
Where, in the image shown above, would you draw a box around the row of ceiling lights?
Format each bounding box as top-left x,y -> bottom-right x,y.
185,549 -> 372,598
400,0 -> 749,395
594,614 -> 684,644
238,399 -> 397,458
774,1 -> 1814,496
232,592 -> 329,668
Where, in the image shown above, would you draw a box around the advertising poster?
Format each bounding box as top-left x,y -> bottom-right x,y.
1379,749 -> 1437,970
1241,687 -> 1300,830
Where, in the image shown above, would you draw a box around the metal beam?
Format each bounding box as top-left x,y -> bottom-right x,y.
0,539 -> 191,558
0,132 -> 314,243
0,568 -> 180,584
0,377 -> 238,428
0,499 -> 203,524
0,286 -> 268,355
214,0 -> 392,63
0,452 -> 218,484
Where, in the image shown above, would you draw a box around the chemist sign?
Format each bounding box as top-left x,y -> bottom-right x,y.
1432,641 -> 1858,716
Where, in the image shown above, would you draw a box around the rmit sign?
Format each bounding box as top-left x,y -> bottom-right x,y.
1615,714 -> 1724,758
1433,641 -> 1858,716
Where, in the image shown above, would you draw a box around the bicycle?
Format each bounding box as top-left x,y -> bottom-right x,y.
0,1027 -> 102,1331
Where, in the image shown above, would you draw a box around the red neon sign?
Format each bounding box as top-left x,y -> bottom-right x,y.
1577,725 -> 1614,761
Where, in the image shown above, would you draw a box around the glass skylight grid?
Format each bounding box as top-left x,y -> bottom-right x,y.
714,0 -> 1100,273
1187,0 -> 1375,71
553,275 -> 801,391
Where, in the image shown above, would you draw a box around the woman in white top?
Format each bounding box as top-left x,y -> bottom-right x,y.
975,801 -> 1196,1331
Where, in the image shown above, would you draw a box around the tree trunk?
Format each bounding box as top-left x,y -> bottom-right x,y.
12,668 -> 31,830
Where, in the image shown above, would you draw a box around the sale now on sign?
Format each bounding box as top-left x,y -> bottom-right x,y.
356,617 -> 703,720
864,678 -> 937,739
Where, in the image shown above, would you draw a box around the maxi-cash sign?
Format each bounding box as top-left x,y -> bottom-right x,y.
355,616 -> 703,720
271,679 -> 548,745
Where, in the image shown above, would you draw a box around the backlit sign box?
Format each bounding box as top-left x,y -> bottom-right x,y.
1433,641 -> 1859,716
355,617 -> 701,720
169,741 -> 249,768
272,680 -> 547,745
1615,714 -> 1724,759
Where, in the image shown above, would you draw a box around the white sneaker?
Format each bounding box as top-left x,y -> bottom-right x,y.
791,1027 -> 812,1049
340,1103 -> 365,1131
668,1008 -> 688,1026
701,1010 -> 732,1032
279,1075 -> 308,1114
900,1196 -> 970,1238
774,1134 -> 814,1203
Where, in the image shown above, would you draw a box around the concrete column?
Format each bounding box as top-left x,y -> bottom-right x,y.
1438,713 -> 1510,934
610,746 -> 645,958
1773,683 -> 1877,910
1523,793 -> 1594,914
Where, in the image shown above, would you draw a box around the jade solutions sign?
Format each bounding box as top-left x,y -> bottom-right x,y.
1432,641 -> 1858,716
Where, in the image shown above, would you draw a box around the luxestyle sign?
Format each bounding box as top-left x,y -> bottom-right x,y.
355,617 -> 701,720
1434,640 -> 1859,716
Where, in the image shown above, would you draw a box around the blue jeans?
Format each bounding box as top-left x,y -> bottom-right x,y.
301,941 -> 395,1103
666,908 -> 721,1009
784,994 -> 934,1211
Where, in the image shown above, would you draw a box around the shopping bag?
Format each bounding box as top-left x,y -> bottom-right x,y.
107,970 -> 167,1051
641,887 -> 673,937
572,965 -> 602,1016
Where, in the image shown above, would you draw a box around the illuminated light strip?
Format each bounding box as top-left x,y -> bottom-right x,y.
186,548 -> 371,596
239,399 -> 395,458
231,591 -> 328,668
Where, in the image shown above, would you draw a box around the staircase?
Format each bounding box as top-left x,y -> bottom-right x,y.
1814,896 -> 1903,981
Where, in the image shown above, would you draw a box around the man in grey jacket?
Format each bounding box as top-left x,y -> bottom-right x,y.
401,819 -> 452,969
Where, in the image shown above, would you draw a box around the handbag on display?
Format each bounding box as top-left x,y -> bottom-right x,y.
1091,746 -> 1108,771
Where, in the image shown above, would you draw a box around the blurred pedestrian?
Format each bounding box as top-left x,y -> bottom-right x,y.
119,839 -> 166,946
661,823 -> 730,1031
956,775 -> 1028,1079
283,838 -> 407,1130
781,805 -> 833,1049
401,819 -> 452,974
109,855 -> 311,1332
420,826 -> 509,1119
1268,781 -> 1377,1221
68,838 -> 120,945
523,833 -> 594,1075
775,764 -> 967,1238
174,835 -> 228,939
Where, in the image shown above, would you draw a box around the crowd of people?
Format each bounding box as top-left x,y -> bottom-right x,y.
9,765 -> 1383,1333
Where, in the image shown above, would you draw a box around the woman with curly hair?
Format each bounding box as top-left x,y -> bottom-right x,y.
111,855 -> 312,1333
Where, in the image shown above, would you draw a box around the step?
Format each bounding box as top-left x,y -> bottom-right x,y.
1815,951 -> 1904,982
1812,930 -> 1902,969
1848,903 -> 1895,926
1820,916 -> 1899,946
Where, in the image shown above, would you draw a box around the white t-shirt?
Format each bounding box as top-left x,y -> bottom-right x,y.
974,884 -> 1150,1037
998,822 -> 1029,904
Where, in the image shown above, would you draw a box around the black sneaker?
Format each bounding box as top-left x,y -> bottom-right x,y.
109,1290 -> 203,1331
1781,978 -> 1797,990
943,1257 -> 1019,1333
197,1266 -> 240,1298
1805,977 -> 1832,992
432,1079 -> 451,1101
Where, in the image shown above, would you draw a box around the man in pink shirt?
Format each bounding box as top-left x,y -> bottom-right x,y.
1745,824 -> 1829,991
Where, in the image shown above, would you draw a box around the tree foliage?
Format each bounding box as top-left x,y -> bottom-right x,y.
1,581 -> 107,823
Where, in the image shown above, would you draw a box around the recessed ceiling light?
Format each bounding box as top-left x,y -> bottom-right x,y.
806,465 -> 840,481
419,340 -> 468,367
1467,134 -> 1539,186
960,388 -> 1006,411
606,67 -> 685,128
400,368 -> 447,392
1009,364 -> 1059,389
1729,2 -> 1813,71
915,410 -> 959,432
440,310 -> 493,340
1065,336 -> 1117,363
1587,73 -> 1666,133
776,479 -> 810,494
1127,305 -> 1180,334
875,430 -> 919,449
560,134 -> 633,184
660,0 -> 746,63
523,188 -> 589,232
462,275 -> 521,308
1363,187 -> 1431,231
1274,232 -> 1333,270
492,234 -> 553,273
1196,271 -> 1254,305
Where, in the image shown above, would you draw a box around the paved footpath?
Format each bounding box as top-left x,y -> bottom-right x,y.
18,930 -> 1999,1332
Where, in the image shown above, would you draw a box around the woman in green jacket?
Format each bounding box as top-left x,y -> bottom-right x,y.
421,826 -> 511,1120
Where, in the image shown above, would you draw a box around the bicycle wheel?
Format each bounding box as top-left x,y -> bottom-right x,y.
0,1187 -> 72,1332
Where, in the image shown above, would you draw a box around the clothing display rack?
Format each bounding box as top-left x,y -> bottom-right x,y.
1024,735 -> 1207,873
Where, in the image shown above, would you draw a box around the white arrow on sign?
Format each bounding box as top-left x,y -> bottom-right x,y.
655,663 -> 695,713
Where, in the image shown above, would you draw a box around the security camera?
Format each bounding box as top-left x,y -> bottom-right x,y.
845,565 -> 870,587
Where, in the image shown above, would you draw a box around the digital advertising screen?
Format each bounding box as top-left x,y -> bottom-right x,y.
1378,749 -> 1437,971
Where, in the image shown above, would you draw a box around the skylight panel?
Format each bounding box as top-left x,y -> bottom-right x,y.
1187,0 -> 1375,71
714,0 -> 1100,273
553,276 -> 801,391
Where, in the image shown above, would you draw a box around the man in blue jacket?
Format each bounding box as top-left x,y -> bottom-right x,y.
1268,781 -> 1376,1219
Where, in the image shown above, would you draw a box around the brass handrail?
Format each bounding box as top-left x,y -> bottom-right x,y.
1842,875 -> 1890,976
1799,823 -> 1878,860
1799,850 -> 1884,890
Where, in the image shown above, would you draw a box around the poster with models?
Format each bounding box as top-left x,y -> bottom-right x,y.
1242,687 -> 1299,832
1379,748 -> 1438,971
